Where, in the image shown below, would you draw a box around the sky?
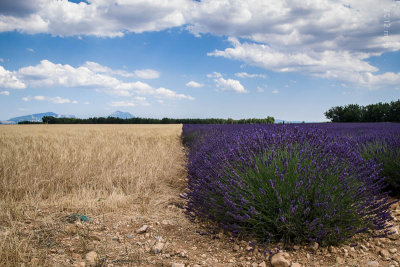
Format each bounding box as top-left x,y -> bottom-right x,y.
0,0 -> 400,122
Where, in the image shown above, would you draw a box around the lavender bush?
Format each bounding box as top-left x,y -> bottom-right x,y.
306,123 -> 400,194
183,124 -> 394,246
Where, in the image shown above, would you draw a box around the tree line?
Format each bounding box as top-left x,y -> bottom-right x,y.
18,116 -> 275,124
325,100 -> 400,122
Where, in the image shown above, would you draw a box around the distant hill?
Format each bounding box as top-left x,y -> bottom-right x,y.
8,112 -> 76,123
108,111 -> 134,119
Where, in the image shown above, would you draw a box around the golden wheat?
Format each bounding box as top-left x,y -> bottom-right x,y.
0,124 -> 186,265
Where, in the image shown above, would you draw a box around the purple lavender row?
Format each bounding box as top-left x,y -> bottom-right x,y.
182,123 -> 399,246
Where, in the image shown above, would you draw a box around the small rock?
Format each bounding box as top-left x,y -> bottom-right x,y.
393,254 -> 400,263
136,225 -> 149,234
153,242 -> 165,254
336,257 -> 345,264
201,254 -> 207,258
73,262 -> 86,267
291,263 -> 302,267
259,261 -> 267,267
247,246 -> 254,252
112,236 -> 119,241
310,242 -> 319,251
361,245 -> 368,251
306,253 -> 310,260
380,249 -> 390,258
366,261 -> 379,267
171,263 -> 185,267
389,248 -> 398,254
252,262 -> 258,267
193,265 -> 201,267
328,246 -> 337,253
389,226 -> 399,240
179,250 -> 187,258
343,248 -> 349,258
125,234 -> 133,239
233,244 -> 240,251
85,251 -> 97,266
270,252 -> 291,267
293,245 -> 300,250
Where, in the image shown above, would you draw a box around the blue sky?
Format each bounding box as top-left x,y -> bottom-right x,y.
0,0 -> 400,122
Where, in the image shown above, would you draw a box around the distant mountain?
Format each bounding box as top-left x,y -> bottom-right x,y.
108,111 -> 134,119
8,112 -> 76,123
0,120 -> 16,124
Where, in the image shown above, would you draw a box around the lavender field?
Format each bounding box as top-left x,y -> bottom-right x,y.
182,123 -> 400,247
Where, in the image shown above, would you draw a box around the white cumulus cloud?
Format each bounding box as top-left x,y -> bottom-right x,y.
209,38 -> 400,88
0,90 -> 10,95
207,72 -> 222,78
133,69 -> 160,79
5,60 -> 194,101
83,61 -> 160,79
215,77 -> 248,93
0,0 -> 189,37
0,66 -> 26,89
110,97 -> 150,107
235,72 -> 266,79
22,95 -> 76,104
186,81 -> 204,88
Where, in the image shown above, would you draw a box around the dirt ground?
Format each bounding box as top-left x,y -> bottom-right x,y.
7,191 -> 400,267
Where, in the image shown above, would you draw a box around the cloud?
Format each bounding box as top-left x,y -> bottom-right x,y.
257,86 -> 264,93
215,77 -> 248,93
0,0 -> 189,37
0,58 -> 3,62
207,72 -> 248,93
272,89 -> 279,94
27,48 -> 35,53
5,60 -> 194,101
0,0 -> 39,16
0,66 -> 26,89
186,80 -> 204,88
83,61 -> 160,79
110,97 -> 150,107
209,38 -> 400,88
0,90 -> 10,95
190,0 -> 400,88
206,72 -> 222,78
133,69 -> 160,79
154,87 -> 195,100
235,72 -> 266,79
22,95 -> 77,104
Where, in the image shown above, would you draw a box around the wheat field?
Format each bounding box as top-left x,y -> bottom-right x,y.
0,124 -> 187,265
